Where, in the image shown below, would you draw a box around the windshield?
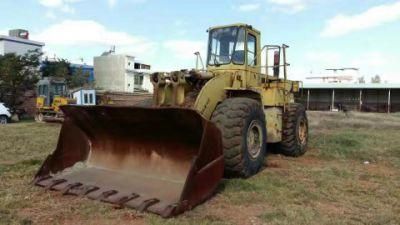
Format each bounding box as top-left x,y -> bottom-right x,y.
51,84 -> 66,96
208,27 -> 245,66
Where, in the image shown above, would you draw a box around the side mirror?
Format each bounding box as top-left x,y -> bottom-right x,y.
273,50 -> 280,77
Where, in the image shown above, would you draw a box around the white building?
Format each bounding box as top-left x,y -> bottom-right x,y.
306,68 -> 360,83
94,54 -> 153,93
71,89 -> 96,106
0,29 -> 44,55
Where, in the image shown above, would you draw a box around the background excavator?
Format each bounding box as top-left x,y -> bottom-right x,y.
35,77 -> 96,122
34,23 -> 308,218
35,77 -> 76,122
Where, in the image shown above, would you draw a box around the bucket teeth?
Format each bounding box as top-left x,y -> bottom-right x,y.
35,177 -> 175,214
98,190 -> 118,201
138,198 -> 160,212
45,179 -> 66,190
35,175 -> 52,183
62,182 -> 82,195
117,194 -> 140,205
78,185 -> 99,196
161,204 -> 178,218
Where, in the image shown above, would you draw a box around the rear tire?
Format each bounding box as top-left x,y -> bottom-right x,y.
0,115 -> 8,124
279,103 -> 308,157
211,98 -> 267,178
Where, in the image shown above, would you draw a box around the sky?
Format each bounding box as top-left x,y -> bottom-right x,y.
1,0 -> 400,82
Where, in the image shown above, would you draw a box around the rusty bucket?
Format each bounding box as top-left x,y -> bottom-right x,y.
34,105 -> 224,217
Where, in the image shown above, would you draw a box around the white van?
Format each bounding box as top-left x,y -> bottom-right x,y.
0,103 -> 11,124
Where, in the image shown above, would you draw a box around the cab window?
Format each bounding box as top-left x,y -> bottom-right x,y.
208,27 -> 246,66
247,34 -> 256,66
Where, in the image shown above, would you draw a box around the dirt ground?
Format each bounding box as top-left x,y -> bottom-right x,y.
0,111 -> 399,225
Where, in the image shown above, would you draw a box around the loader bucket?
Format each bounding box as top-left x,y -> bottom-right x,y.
34,105 -> 224,218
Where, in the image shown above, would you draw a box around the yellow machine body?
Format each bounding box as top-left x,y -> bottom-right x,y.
35,78 -> 75,122
34,24 -> 308,218
152,23 -> 301,143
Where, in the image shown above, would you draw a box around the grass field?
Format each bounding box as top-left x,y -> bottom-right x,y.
0,112 -> 399,225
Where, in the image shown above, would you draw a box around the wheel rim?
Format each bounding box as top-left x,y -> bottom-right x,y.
247,120 -> 263,159
0,117 -> 6,124
298,118 -> 308,145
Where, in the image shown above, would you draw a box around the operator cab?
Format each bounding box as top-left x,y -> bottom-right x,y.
207,24 -> 259,70
206,24 -> 290,80
37,78 -> 67,106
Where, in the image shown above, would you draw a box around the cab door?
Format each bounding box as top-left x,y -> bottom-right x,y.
246,30 -> 261,86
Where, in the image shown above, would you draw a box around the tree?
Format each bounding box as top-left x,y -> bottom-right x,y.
41,58 -> 71,78
0,50 -> 42,113
358,76 -> 366,84
69,67 -> 91,88
41,58 -> 70,78
41,59 -> 92,89
371,75 -> 381,83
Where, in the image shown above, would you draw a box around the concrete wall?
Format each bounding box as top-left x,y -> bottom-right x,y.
94,55 -> 130,92
142,74 -> 153,93
132,73 -> 153,93
94,54 -> 152,93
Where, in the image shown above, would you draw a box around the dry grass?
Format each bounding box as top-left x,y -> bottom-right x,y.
0,112 -> 399,225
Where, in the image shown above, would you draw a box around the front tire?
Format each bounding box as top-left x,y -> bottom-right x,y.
279,103 -> 308,157
211,98 -> 267,178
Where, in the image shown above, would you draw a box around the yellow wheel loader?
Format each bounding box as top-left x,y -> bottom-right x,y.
34,24 -> 308,217
35,77 -> 76,123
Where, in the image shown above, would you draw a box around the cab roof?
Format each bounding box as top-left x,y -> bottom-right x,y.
208,23 -> 260,35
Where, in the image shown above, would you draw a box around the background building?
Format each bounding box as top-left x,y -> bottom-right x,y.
0,29 -> 45,118
71,88 -> 96,106
70,63 -> 94,83
299,83 -> 400,113
94,53 -> 152,93
306,68 -> 359,83
0,29 -> 44,55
